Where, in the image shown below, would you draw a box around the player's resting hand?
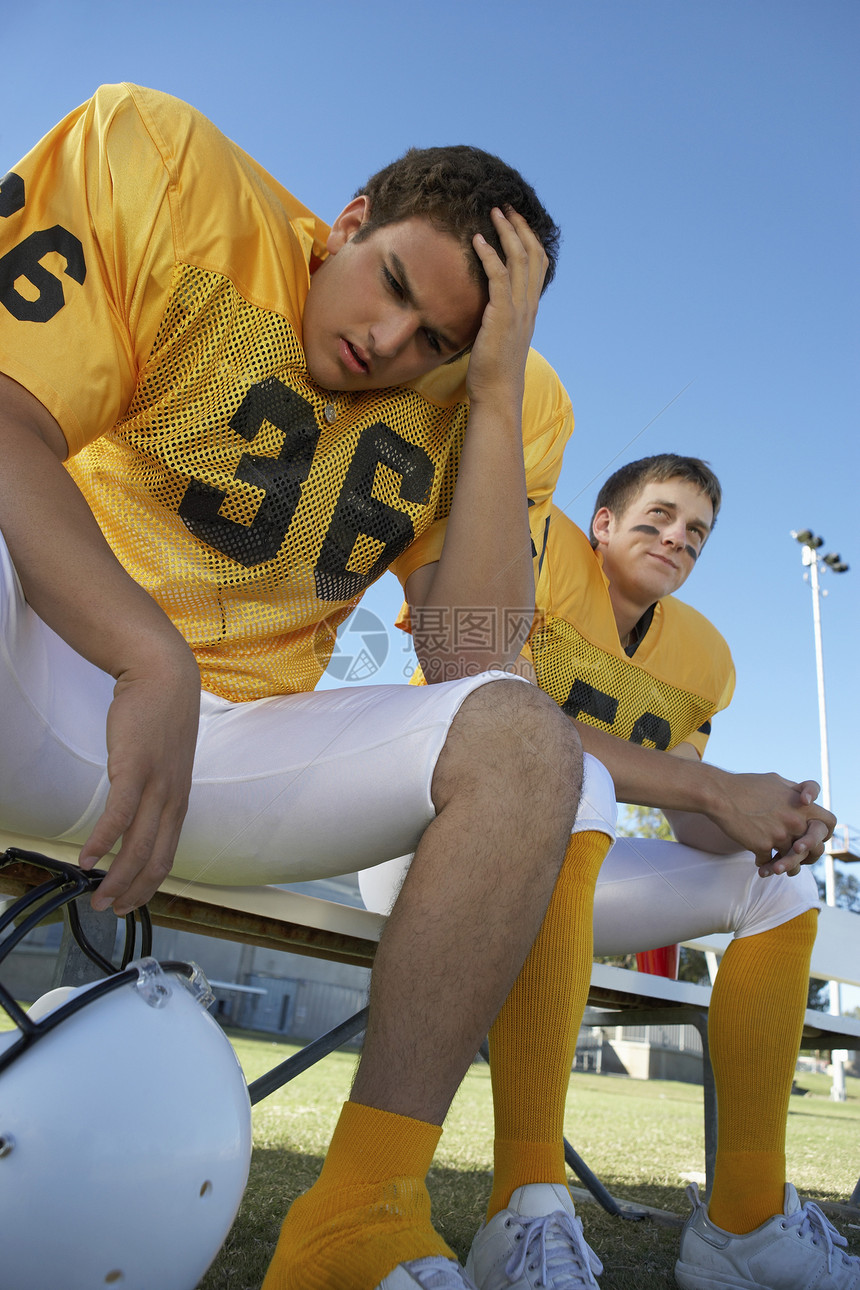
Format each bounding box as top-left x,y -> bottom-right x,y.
81,641 -> 200,916
0,375 -> 201,915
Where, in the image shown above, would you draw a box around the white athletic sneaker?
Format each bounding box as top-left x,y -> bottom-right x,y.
376,1256 -> 479,1288
674,1181 -> 860,1289
465,1183 -> 603,1289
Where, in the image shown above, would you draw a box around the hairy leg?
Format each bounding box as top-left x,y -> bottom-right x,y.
265,678 -> 583,1290
351,678 -> 583,1122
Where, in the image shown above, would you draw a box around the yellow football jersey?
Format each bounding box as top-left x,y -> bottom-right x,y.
529,507 -> 735,756
0,84 -> 572,700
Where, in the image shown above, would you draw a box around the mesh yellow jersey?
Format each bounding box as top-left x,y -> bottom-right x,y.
529,508 -> 735,756
0,84 -> 572,701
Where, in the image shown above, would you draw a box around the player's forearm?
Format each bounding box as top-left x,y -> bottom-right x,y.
571,720 -> 721,814
409,209 -> 546,682
574,715 -> 834,866
0,375 -> 197,685
661,808 -> 740,853
411,394 -> 534,680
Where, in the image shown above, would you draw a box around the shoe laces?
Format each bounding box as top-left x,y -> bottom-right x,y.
783,1200 -> 859,1277
504,1210 -> 603,1288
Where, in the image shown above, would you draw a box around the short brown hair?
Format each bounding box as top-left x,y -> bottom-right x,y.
355,145 -> 560,295
590,454 -> 722,545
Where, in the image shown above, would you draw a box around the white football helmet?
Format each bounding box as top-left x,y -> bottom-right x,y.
0,851 -> 253,1290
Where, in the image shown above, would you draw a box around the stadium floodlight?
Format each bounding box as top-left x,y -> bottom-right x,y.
791,527 -> 850,1101
791,528 -> 825,549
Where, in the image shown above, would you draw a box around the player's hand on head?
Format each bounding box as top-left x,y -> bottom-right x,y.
466,207 -> 548,407
78,644 -> 201,915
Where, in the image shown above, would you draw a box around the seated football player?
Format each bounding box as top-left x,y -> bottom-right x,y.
365,453 -> 848,1290
0,83 -> 604,1290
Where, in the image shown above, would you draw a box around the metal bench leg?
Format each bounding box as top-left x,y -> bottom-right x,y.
248,1006 -> 369,1105
700,1020 -> 717,1199
681,1008 -> 716,1197
586,1005 -> 717,1199
251,1027 -> 635,1221
563,1137 -> 644,1219
52,903 -> 118,987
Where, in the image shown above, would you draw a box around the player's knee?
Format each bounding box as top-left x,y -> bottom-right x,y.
736,860 -> 821,937
434,675 -> 582,824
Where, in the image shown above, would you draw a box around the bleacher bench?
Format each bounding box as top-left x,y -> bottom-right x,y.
2,831 -> 858,1210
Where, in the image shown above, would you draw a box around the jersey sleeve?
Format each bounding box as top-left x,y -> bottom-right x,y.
0,84 -> 180,456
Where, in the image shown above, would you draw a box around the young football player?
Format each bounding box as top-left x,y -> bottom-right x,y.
0,83 -> 605,1290
479,457 -> 852,1290
366,454 -> 846,1290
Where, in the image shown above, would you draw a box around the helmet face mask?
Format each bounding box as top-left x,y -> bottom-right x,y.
0,847 -> 157,1074
0,851 -> 253,1290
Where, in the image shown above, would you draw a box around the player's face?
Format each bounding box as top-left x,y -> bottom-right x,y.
302,199 -> 486,392
595,478 -> 714,608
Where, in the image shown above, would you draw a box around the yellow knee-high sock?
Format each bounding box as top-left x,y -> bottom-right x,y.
262,1101 -> 452,1290
707,908 -> 818,1235
485,830 -> 611,1220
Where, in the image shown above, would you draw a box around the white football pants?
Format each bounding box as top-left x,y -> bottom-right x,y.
0,531 -> 547,885
358,774 -> 820,951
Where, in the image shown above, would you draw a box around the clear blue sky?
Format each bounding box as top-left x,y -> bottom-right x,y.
3,1 -> 857,851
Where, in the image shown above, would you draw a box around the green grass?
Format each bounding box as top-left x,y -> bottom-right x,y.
201,1031 -> 860,1290
3,1006 -> 857,1286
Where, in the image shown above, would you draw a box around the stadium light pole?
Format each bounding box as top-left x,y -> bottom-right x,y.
791,528 -> 850,1101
